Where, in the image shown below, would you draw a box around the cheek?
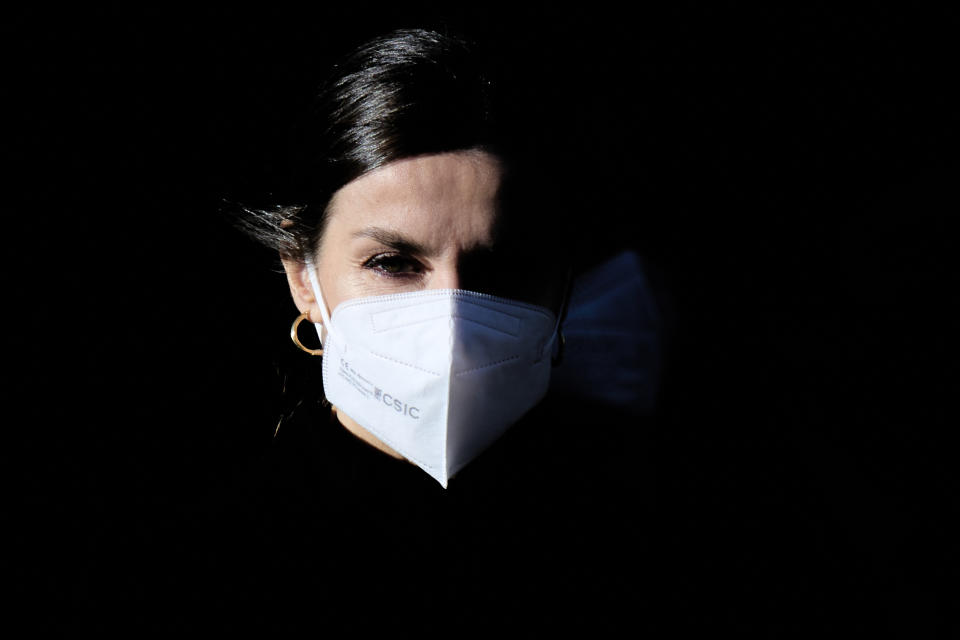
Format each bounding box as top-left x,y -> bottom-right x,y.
316,247 -> 352,315
314,212 -> 384,312
315,240 -> 393,313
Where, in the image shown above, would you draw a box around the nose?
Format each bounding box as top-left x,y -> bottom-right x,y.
429,265 -> 460,291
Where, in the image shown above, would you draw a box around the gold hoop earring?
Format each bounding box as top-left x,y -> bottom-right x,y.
290,310 -> 324,356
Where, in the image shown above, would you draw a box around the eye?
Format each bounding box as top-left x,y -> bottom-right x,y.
362,253 -> 425,278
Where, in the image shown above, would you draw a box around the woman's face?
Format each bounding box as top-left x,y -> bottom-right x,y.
284,150 -> 563,323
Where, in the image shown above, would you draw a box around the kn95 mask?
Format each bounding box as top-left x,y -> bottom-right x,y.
306,261 -> 559,487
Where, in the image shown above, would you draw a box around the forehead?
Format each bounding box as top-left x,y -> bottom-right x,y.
326,151 -> 502,248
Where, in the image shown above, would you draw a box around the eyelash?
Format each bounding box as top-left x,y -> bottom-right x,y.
362,252 -> 425,279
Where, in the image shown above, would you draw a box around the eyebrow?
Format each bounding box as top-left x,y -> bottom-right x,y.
352,226 -> 434,257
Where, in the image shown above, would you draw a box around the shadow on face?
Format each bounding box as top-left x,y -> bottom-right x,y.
311,150 -> 568,317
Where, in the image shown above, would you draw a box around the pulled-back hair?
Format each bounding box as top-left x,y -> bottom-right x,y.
236,29 -> 498,262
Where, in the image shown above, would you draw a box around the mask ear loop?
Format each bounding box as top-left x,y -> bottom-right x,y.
278,258 -> 332,439
549,265 -> 574,366
305,257 -> 336,345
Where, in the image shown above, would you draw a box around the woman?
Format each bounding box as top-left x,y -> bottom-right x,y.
237,29 -> 629,486
239,28 -> 661,490
225,28 -> 660,628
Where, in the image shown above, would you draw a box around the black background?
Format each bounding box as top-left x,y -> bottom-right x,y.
10,4 -> 957,632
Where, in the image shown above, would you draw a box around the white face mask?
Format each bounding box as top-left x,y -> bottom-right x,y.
306,261 -> 559,487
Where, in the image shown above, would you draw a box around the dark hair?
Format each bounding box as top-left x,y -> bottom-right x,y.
236,28 -> 498,262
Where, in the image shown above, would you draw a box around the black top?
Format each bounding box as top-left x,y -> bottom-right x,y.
43,345 -> 936,634
84,385 -> 893,634
195,395 -> 655,633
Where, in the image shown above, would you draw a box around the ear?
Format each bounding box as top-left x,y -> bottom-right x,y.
281,256 -> 324,322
